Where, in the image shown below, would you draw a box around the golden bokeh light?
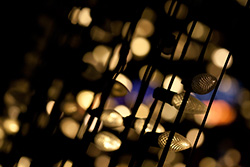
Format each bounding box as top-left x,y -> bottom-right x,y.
111,73 -> 133,97
76,90 -> 95,110
3,118 -> 20,135
114,105 -> 131,117
186,128 -> 205,148
92,45 -> 112,72
78,7 -> 92,27
46,100 -> 55,115
130,37 -> 151,59
60,117 -> 80,139
199,157 -> 217,167
135,103 -> 149,119
17,156 -> 32,167
68,7 -> 80,25
211,48 -> 233,69
94,131 -> 121,152
134,19 -> 155,37
94,154 -> 111,167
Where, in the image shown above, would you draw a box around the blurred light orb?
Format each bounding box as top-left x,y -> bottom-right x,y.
68,7 -> 80,25
211,48 -> 233,69
223,148 -> 241,166
93,45 -> 112,71
130,37 -> 151,59
60,117 -> 80,139
101,110 -> 123,128
199,157 -> 217,167
94,154 -> 111,167
63,160 -> 73,167
186,128 -> 204,148
135,103 -> 149,118
135,19 -> 155,37
17,156 -> 31,167
163,75 -> 183,93
46,100 -> 55,115
194,100 -> 236,128
3,118 -> 20,134
139,65 -> 164,88
114,105 -> 131,117
78,7 -> 92,27
76,90 -> 95,110
111,74 -> 132,97
161,103 -> 178,122
94,131 -> 121,152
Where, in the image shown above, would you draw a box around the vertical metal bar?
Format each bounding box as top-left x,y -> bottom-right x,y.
186,52 -> 232,167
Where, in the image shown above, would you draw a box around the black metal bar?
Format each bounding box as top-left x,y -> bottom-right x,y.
185,52 -> 232,167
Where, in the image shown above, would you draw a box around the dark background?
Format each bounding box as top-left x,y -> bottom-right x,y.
1,0 -> 250,166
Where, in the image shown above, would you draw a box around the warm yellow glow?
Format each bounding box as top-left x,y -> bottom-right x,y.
114,105 -> 131,117
134,118 -> 165,134
92,45 -> 112,72
130,37 -> 151,58
101,110 -> 123,128
186,128 -> 204,148
3,118 -> 20,134
90,26 -> 113,43
164,0 -> 188,20
94,131 -> 121,152
0,127 -> 5,139
141,7 -> 157,22
135,103 -> 149,118
60,117 -> 80,139
211,48 -> 233,69
94,154 -> 111,167
68,7 -> 80,25
139,65 -> 164,88
46,100 -> 55,115
173,163 -> 186,167
17,156 -> 31,167
63,160 -> 73,167
134,19 -> 155,37
76,90 -> 95,110
223,148 -> 241,166
161,103 -> 178,123
111,74 -> 133,97
163,75 -> 183,93
78,7 -> 92,27
199,157 -> 217,167
61,101 -> 78,115
187,21 -> 210,42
